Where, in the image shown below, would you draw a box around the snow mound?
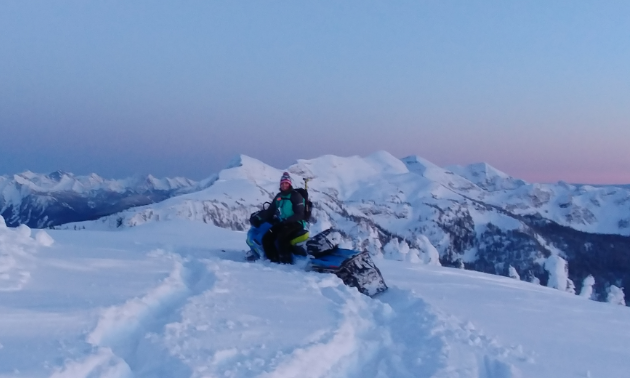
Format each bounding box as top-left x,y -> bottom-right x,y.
35,230 -> 55,247
0,216 -> 54,291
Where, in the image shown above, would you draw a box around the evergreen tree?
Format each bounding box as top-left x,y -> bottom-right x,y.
579,275 -> 595,299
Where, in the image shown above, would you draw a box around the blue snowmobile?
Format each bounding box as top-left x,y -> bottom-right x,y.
246,216 -> 388,297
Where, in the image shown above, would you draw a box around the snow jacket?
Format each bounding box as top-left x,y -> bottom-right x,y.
260,189 -> 306,226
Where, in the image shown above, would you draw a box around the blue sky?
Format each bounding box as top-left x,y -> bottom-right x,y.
1,1 -> 629,183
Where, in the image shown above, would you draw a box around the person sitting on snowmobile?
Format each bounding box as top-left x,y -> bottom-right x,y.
250,172 -> 307,264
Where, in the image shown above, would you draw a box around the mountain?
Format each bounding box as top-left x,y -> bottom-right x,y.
64,151 -> 630,306
0,171 -> 200,228
446,162 -> 527,191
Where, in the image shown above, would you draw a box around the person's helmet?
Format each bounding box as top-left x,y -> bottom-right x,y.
280,172 -> 292,187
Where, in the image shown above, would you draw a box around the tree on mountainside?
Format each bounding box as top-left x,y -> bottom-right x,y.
416,235 -> 441,265
579,275 -> 595,299
607,285 -> 626,306
545,255 -> 573,292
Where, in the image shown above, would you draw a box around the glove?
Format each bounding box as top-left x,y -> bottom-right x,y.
273,213 -> 285,224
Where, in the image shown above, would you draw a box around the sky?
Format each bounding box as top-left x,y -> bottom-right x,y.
1,1 -> 629,184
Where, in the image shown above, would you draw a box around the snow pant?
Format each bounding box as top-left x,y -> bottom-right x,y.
262,221 -> 304,264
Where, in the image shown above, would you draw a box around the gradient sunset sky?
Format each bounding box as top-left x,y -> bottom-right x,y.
1,1 -> 629,184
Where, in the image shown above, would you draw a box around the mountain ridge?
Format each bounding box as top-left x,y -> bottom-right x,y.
57,152 -> 630,306
4,152 -> 630,305
0,171 -> 201,228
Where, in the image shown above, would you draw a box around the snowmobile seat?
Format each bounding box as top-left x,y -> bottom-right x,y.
289,229 -> 309,246
289,229 -> 309,256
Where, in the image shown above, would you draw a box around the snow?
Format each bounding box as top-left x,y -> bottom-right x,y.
402,155 -> 481,194
416,235 -> 441,265
544,255 -> 570,292
0,171 -> 197,217
34,230 -> 55,247
363,151 -> 410,175
1,219 -> 629,377
381,262 -> 630,378
447,162 -> 527,192
579,275 -> 595,299
607,285 -> 626,306
383,238 -> 410,261
0,218 -> 53,292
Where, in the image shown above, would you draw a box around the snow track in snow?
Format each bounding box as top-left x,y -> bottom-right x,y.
159,260 -> 353,378
50,249 -> 526,378
50,252 -> 216,378
314,283 -> 525,378
367,287 -> 527,378
159,254 -> 526,378
257,274 -> 381,378
248,266 -> 527,378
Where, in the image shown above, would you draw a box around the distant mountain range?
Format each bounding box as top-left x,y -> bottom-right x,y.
5,152 -> 630,305
0,171 -> 200,228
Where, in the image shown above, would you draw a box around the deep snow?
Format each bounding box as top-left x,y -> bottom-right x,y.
1,218 -> 629,377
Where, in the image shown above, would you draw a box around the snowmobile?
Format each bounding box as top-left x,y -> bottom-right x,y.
246,222 -> 388,297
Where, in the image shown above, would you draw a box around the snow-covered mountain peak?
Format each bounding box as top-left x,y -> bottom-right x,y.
290,152 -> 408,180
401,155 -> 480,194
15,170 -> 39,180
16,171 -> 196,194
364,150 -> 409,175
206,152 -> 407,206
144,174 -> 163,189
46,170 -> 73,182
400,155 -> 441,175
0,171 -> 200,228
447,162 -> 526,191
12,171 -> 80,193
226,154 -> 253,169
469,162 -> 510,179
122,173 -> 195,192
286,153 -> 409,200
556,180 -> 576,190
220,154 -> 284,184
